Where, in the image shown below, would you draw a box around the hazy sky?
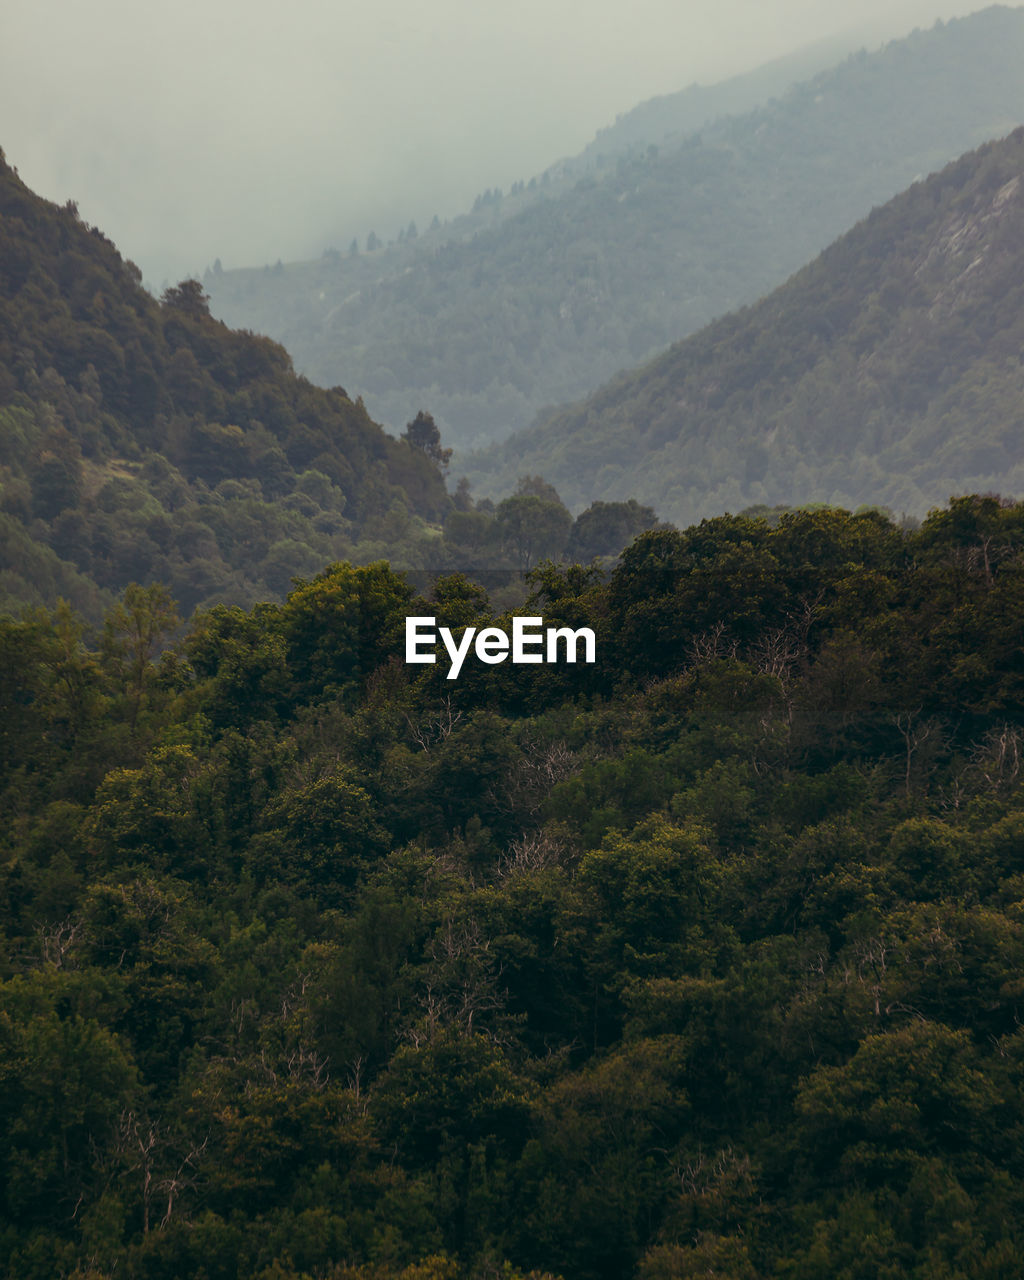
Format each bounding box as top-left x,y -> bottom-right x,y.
1,0 -> 997,286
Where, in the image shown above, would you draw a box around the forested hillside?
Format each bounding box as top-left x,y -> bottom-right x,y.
469,126 -> 1024,524
0,149 -> 452,618
208,7 -> 1024,449
570,29 -> 865,170
5,498 -> 1024,1277
0,152 -> 669,618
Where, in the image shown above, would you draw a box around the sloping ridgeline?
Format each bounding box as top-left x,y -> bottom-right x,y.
0,150 -> 450,619
468,127 -> 1024,525
209,6 -> 1024,450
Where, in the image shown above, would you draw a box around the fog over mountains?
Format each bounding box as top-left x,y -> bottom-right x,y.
2,0 -> 969,287
208,7 -> 1024,454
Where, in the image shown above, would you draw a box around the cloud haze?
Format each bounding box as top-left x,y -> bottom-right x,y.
1,0 -> 997,285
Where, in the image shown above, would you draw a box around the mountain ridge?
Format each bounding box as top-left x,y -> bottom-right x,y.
208,6 -> 1024,451
0,149 -> 451,617
464,127 -> 1024,525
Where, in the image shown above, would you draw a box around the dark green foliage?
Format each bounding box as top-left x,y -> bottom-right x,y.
567,499 -> 659,562
0,158 -> 452,617
0,150 -> 654,616
403,411 -> 453,475
6,500 -> 1024,1278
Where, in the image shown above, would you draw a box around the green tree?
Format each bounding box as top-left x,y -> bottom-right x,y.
102,583 -> 180,731
495,495 -> 571,571
567,499 -> 658,562
160,278 -> 210,319
402,411 -> 452,475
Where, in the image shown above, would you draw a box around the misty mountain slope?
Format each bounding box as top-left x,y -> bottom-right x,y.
208,7 -> 1024,451
571,27 -> 881,168
0,151 -> 450,617
465,128 -> 1024,526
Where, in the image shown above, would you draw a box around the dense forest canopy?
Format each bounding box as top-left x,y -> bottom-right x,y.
208,7 -> 1024,450
4,498 -> 1024,1277
468,126 -> 1024,526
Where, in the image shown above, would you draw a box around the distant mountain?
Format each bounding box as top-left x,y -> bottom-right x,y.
571,29 -> 875,170
0,151 -> 450,618
466,128 -> 1024,526
208,7 -> 1024,451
